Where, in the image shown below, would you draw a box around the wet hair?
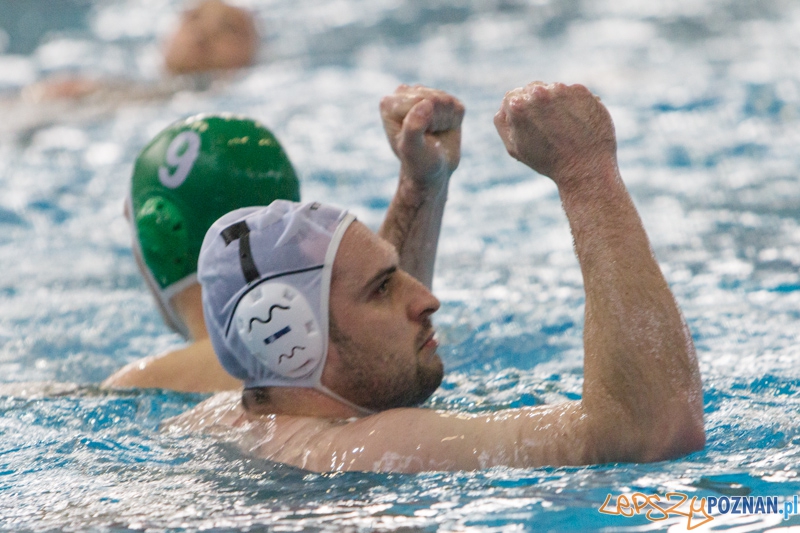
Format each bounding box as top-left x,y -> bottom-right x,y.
241,387 -> 271,412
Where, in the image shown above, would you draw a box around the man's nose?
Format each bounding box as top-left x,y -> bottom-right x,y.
406,275 -> 440,321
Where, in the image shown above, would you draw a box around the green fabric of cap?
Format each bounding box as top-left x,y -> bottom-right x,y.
131,114 -> 301,290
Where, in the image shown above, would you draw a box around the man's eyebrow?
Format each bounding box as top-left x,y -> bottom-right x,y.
363,265 -> 397,291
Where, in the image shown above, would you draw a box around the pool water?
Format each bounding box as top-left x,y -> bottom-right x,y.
2,0 -> 800,531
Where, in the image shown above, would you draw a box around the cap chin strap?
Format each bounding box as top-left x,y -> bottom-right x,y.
314,212 -> 374,417
157,274 -> 198,339
315,384 -> 375,417
127,195 -> 194,340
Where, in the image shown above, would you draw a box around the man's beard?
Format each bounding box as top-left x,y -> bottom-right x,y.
328,318 -> 444,412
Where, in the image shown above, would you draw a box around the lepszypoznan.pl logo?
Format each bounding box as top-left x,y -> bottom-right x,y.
599,492 -> 800,530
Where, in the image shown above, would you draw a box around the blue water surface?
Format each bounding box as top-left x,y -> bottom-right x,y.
2,0 -> 800,531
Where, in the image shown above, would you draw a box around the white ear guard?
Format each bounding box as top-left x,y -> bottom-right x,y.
233,282 -> 323,379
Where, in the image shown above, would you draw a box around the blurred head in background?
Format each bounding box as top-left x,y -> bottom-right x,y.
163,0 -> 258,75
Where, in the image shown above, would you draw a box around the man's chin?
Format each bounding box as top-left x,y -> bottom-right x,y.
366,356 -> 444,411
412,353 -> 445,405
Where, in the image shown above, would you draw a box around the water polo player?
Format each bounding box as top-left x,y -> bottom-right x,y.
168,82 -> 705,473
20,0 -> 259,103
103,114 -> 300,392
105,84 -> 465,393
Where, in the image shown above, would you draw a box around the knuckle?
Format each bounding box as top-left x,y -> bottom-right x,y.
509,95 -> 525,108
532,85 -> 548,96
571,83 -> 591,95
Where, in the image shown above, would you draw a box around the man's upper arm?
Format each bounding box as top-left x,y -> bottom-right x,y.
299,402 -> 592,473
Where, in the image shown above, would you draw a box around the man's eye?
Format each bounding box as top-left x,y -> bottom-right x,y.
376,277 -> 391,295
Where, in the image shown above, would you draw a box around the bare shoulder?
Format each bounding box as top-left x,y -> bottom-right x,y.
245,407 -> 460,472
162,391 -> 351,468
165,401 -> 462,471
162,390 -> 245,433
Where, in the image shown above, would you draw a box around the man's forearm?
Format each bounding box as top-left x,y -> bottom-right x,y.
378,172 -> 448,289
376,85 -> 463,288
558,163 -> 704,463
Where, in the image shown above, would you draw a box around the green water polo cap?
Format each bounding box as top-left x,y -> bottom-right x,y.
130,113 -> 301,292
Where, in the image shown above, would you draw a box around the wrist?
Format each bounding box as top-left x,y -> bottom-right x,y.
396,166 -> 450,208
552,156 -> 620,201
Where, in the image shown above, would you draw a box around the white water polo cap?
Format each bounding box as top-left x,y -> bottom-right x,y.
198,200 -> 373,415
